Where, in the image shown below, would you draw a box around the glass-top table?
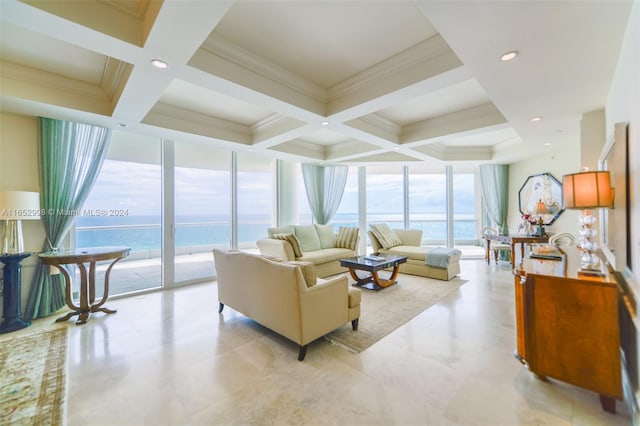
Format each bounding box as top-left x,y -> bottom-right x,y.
340,254 -> 408,291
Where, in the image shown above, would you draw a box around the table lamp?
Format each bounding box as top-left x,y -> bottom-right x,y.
561,170 -> 611,274
0,191 -> 41,254
534,199 -> 550,236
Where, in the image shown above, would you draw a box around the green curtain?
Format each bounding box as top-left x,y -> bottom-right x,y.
301,164 -> 348,225
25,117 -> 112,320
479,164 -> 509,235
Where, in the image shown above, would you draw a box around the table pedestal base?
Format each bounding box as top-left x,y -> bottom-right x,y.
56,305 -> 117,325
39,247 -> 130,325
349,265 -> 401,291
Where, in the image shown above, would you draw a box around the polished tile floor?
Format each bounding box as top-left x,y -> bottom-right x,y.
9,259 -> 632,425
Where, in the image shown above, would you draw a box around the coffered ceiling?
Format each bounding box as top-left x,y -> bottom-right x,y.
0,0 -> 633,166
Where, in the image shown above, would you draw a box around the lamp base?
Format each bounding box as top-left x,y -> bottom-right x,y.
2,219 -> 24,254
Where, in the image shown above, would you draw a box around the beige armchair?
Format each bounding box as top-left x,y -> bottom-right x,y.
212,249 -> 361,361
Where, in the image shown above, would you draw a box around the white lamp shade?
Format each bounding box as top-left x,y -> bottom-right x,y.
0,191 -> 41,220
562,171 -> 611,209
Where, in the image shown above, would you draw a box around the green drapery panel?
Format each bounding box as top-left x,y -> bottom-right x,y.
301,164 -> 348,225
479,164 -> 509,235
25,117 -> 112,320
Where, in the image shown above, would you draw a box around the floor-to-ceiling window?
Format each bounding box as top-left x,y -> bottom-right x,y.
452,169 -> 477,244
236,151 -> 274,249
75,132 -> 162,296
334,167 -> 358,230
174,140 -> 231,282
408,164 -> 447,245
366,165 -> 404,229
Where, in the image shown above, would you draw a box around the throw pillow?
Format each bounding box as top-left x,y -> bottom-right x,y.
314,224 -> 335,249
268,225 -> 294,238
288,260 -> 316,287
272,233 -> 303,258
335,226 -> 359,250
293,225 -> 322,252
370,223 -> 402,249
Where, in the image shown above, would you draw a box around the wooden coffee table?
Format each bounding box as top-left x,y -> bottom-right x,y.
340,254 -> 408,291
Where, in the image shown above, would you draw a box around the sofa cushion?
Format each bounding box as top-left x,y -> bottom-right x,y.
314,224 -> 335,249
370,223 -> 402,249
268,225 -> 295,238
288,260 -> 317,287
335,226 -> 359,250
294,225 -> 322,252
381,245 -> 431,262
273,233 -> 303,257
298,247 -> 354,264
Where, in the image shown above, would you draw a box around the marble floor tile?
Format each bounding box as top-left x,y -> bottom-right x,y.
4,259 -> 632,425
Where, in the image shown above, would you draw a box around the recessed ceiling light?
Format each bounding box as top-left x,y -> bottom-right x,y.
151,59 -> 168,69
544,142 -> 552,146
116,123 -> 127,128
500,51 -> 518,62
392,147 -> 400,150
531,116 -> 542,122
321,121 -> 329,127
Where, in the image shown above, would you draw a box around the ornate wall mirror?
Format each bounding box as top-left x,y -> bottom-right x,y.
518,172 -> 564,225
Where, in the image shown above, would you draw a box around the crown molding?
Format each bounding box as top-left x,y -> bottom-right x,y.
345,113 -> 401,143
200,35 -> 328,104
325,139 -> 379,161
0,60 -> 112,115
145,102 -> 251,144
327,35 -> 459,102
401,102 -> 506,143
101,58 -> 133,102
268,138 -> 326,160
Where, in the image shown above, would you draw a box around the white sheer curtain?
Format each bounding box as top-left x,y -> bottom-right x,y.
301,164 -> 348,225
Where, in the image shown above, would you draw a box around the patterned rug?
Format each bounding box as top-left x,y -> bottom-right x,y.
325,273 -> 466,353
0,327 -> 68,425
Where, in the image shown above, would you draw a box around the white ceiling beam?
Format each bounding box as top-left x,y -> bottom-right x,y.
111,2 -> 233,122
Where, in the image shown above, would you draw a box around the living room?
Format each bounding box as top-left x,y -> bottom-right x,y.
1,1 -> 638,425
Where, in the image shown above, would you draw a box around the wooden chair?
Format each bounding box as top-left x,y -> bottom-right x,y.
482,227 -> 512,264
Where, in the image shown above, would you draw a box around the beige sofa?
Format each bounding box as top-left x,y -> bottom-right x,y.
368,228 -> 461,281
256,224 -> 359,278
212,249 -> 361,361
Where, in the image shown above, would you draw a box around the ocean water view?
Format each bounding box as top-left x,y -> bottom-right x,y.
75,213 -> 478,252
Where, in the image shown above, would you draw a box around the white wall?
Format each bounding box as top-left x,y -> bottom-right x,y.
606,1 -> 639,285
605,3 -> 640,416
508,140 -> 581,237
0,113 -> 46,318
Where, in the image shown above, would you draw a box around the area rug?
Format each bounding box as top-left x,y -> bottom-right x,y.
325,274 -> 466,353
0,327 -> 68,426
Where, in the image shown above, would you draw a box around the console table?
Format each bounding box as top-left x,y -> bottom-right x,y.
485,234 -> 549,267
513,248 -> 622,412
39,246 -> 130,325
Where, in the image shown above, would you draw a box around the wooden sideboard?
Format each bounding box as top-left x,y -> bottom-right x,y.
513,247 -> 622,413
